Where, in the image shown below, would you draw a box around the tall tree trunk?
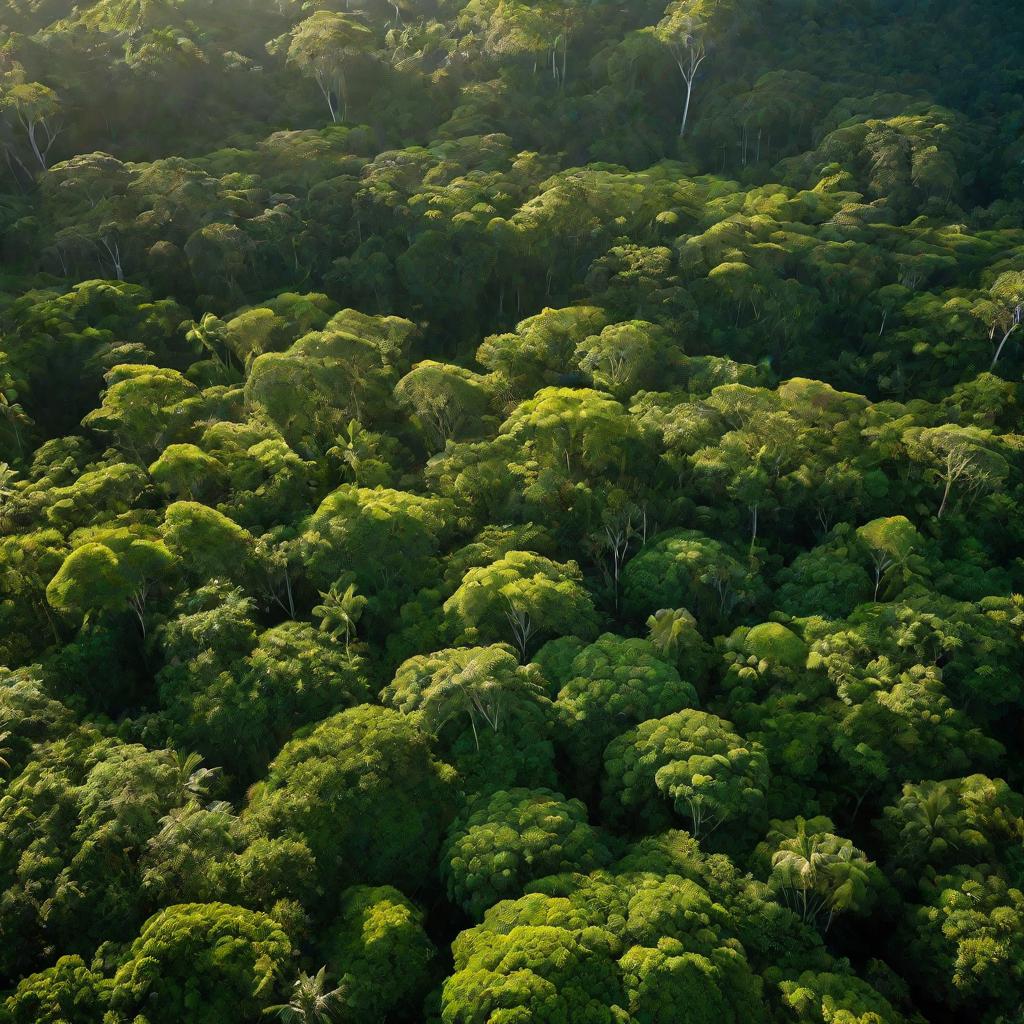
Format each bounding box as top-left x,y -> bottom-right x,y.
991,323 -> 1019,369
680,78 -> 694,137
26,121 -> 46,170
937,475 -> 953,519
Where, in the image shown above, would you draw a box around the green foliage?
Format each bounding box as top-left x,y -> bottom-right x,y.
46,530 -> 175,630
622,529 -> 765,629
553,632 -> 699,790
107,902 -> 292,1024
444,550 -> 599,659
602,709 -> 769,836
756,817 -> 883,930
395,360 -> 494,449
742,622 -> 809,669
477,306 -> 608,397
901,868 -> 1024,1016
0,737 -> 215,980
303,484 -> 452,613
383,644 -> 546,746
878,775 -> 1024,881
162,500 -> 256,584
442,919 -> 625,1024
778,969 -> 911,1024
774,537 -> 874,619
244,706 -> 456,892
441,787 -> 612,918
3,0 -> 1024,1019
3,955 -> 110,1024
321,885 -> 436,1021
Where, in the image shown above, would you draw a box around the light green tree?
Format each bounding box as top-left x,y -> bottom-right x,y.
313,579 -> 367,653
282,12 -> 375,123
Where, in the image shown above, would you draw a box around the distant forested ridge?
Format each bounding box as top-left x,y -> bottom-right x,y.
1,1 -> 1023,1022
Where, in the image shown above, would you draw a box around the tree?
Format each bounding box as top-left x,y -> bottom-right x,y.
498,386 -> 645,485
444,550 -> 599,660
602,709 -> 769,836
778,970 -> 912,1024
618,940 -> 765,1024
302,485 -> 452,617
553,633 -> 699,791
108,903 -> 292,1024
4,955 -> 110,1024
774,533 -> 874,618
243,706 -> 456,892
855,516 -> 921,601
758,816 -> 882,931
442,916 -> 624,1024
162,501 -> 257,584
901,868 -> 1024,1015
441,787 -> 611,918
158,602 -> 370,781
878,775 -> 1024,880
245,329 -> 401,446
148,443 -> 224,500
46,532 -> 175,635
477,306 -> 607,398
622,529 -> 764,629
690,401 -> 805,548
972,270 -> 1024,369
482,0 -> 585,88
313,579 -> 367,652
82,364 -> 198,462
266,967 -> 344,1024
904,425 -> 1008,519
382,644 -> 546,750
184,222 -> 256,297
573,320 -> 675,399
282,12 -> 375,123
394,360 -> 493,449
646,606 -> 698,656
42,152 -> 135,280
1,77 -> 63,171
0,738 -> 211,982
321,885 -> 436,1022
656,0 -> 734,137
184,312 -> 236,371
440,841 -> 772,1024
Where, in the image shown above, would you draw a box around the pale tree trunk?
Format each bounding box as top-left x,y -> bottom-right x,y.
676,43 -> 706,138
316,73 -> 339,123
21,115 -> 62,171
26,120 -> 46,169
937,474 -> 953,519
990,321 -> 1020,369
100,236 -> 124,281
4,143 -> 33,188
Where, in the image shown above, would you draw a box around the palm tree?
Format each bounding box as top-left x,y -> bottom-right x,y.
314,580 -> 367,654
170,750 -> 220,803
769,817 -> 875,931
266,967 -> 344,1023
0,730 -> 12,775
771,822 -> 835,926
0,462 -> 18,529
184,313 -> 234,370
646,607 -> 698,655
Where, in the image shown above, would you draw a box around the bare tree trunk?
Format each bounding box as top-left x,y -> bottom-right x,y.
680,77 -> 694,137
937,475 -> 953,519
26,120 -> 46,170
991,322 -> 1019,369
